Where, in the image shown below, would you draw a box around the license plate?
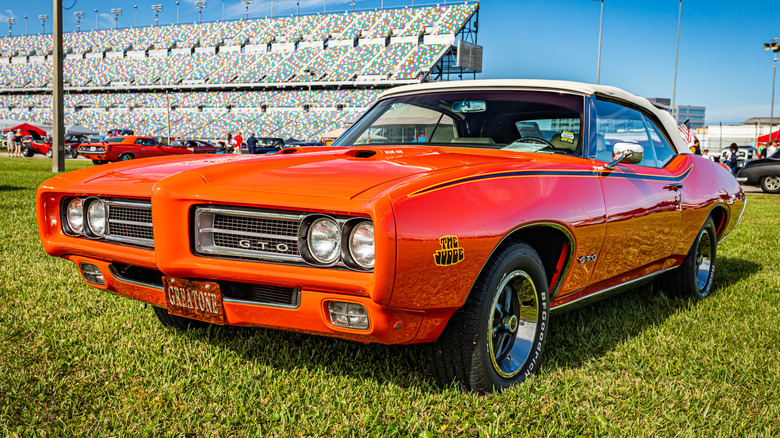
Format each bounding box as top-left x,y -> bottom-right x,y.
163,277 -> 225,325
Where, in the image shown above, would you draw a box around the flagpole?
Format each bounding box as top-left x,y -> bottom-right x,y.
671,0 -> 682,123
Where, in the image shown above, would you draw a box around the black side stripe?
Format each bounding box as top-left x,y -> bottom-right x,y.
409,166 -> 693,197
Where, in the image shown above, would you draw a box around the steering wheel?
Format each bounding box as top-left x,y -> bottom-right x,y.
513,136 -> 555,147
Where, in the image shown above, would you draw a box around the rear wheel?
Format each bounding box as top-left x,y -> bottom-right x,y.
46,149 -> 53,158
427,242 -> 549,392
759,175 -> 780,194
152,306 -> 211,330
660,217 -> 717,299
118,153 -> 135,161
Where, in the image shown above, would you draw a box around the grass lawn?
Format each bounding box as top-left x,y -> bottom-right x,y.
1,157 -> 778,437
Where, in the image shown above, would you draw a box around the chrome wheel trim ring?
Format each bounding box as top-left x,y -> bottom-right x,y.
487,270 -> 539,378
695,228 -> 713,291
765,176 -> 780,191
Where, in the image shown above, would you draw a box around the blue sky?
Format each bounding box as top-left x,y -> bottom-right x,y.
0,0 -> 775,124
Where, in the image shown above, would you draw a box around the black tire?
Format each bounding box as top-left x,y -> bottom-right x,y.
152,306 -> 211,330
659,217 -> 717,299
22,146 -> 35,157
46,149 -> 53,158
759,175 -> 780,194
118,153 -> 135,161
92,160 -> 107,165
69,149 -> 79,159
427,241 -> 549,393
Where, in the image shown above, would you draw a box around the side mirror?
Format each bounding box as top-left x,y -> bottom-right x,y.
604,142 -> 644,169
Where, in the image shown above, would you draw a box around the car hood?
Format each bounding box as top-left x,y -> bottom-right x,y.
64,147 -> 535,199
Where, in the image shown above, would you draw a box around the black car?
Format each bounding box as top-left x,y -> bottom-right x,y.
242,137 -> 285,154
736,150 -> 780,193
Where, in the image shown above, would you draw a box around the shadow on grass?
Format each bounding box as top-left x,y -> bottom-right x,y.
164,256 -> 761,392
544,255 -> 761,372
0,185 -> 25,192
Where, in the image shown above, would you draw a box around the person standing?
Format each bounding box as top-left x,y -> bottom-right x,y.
14,129 -> 23,158
246,132 -> 258,154
226,132 -> 234,153
768,140 -> 778,158
689,139 -> 702,155
5,129 -> 14,157
234,132 -> 244,154
725,143 -> 740,175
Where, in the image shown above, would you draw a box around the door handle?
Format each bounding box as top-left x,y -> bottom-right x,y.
664,183 -> 683,191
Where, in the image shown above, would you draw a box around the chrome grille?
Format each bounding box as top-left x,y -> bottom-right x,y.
105,200 -> 154,248
195,207 -> 304,262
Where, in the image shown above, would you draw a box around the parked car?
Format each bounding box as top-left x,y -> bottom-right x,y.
106,128 -> 134,136
736,149 -> 780,193
36,80 -> 745,392
78,135 -> 194,164
23,133 -> 85,159
169,139 -> 221,154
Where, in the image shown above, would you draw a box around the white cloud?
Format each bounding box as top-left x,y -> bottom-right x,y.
0,9 -> 16,22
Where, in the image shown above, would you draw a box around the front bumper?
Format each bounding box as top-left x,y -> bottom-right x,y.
66,254 -> 425,344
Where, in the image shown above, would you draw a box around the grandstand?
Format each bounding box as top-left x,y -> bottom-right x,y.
0,3 -> 480,142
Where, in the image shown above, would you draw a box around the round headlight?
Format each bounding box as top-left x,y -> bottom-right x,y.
307,217 -> 341,264
66,198 -> 84,234
86,199 -> 107,237
349,222 -> 374,270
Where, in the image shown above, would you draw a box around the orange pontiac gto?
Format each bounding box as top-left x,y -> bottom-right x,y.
36,80 -> 745,392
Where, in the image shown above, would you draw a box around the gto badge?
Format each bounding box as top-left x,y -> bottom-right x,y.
577,254 -> 597,264
434,235 -> 465,267
238,239 -> 290,253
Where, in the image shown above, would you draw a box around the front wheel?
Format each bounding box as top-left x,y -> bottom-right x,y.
91,160 -> 107,165
46,149 -> 53,158
660,216 -> 717,299
22,146 -> 35,157
759,175 -> 780,194
152,306 -> 211,330
69,149 -> 79,159
427,242 -> 549,392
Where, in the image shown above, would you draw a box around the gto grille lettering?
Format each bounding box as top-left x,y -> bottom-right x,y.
237,239 -> 293,253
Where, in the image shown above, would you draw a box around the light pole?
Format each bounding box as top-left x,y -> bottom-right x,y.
222,0 -> 225,20
764,38 -> 780,145
38,14 -> 48,34
671,0 -> 682,123
74,11 -> 83,32
5,18 -> 14,37
134,5 -> 138,27
176,2 -> 180,24
593,0 -> 604,84
296,0 -> 300,17
195,1 -> 207,24
243,0 -> 253,20
23,15 -> 28,35
111,8 -> 122,29
351,0 -> 355,13
152,4 -> 163,27
94,9 -> 98,30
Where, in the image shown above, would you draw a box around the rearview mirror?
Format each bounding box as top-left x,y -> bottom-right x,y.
452,100 -> 486,113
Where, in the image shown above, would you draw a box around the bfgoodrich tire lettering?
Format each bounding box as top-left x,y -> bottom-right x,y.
660,216 -> 717,299
427,241 -> 549,392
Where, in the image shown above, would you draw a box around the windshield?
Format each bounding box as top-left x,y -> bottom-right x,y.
334,90 -> 585,155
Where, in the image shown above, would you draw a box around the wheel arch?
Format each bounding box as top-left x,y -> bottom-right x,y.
473,222 -> 575,302
708,204 -> 730,241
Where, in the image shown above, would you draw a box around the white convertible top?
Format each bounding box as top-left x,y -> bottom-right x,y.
378,79 -> 686,153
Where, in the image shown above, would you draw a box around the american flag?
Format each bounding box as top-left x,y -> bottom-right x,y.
678,119 -> 693,144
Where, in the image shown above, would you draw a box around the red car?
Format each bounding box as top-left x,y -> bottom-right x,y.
79,136 -> 195,164
169,139 -> 221,154
23,133 -> 83,159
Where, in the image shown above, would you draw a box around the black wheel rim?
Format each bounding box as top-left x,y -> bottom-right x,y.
695,228 -> 713,291
488,270 -> 539,378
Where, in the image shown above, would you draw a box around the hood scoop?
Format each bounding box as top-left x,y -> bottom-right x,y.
349,149 -> 378,158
